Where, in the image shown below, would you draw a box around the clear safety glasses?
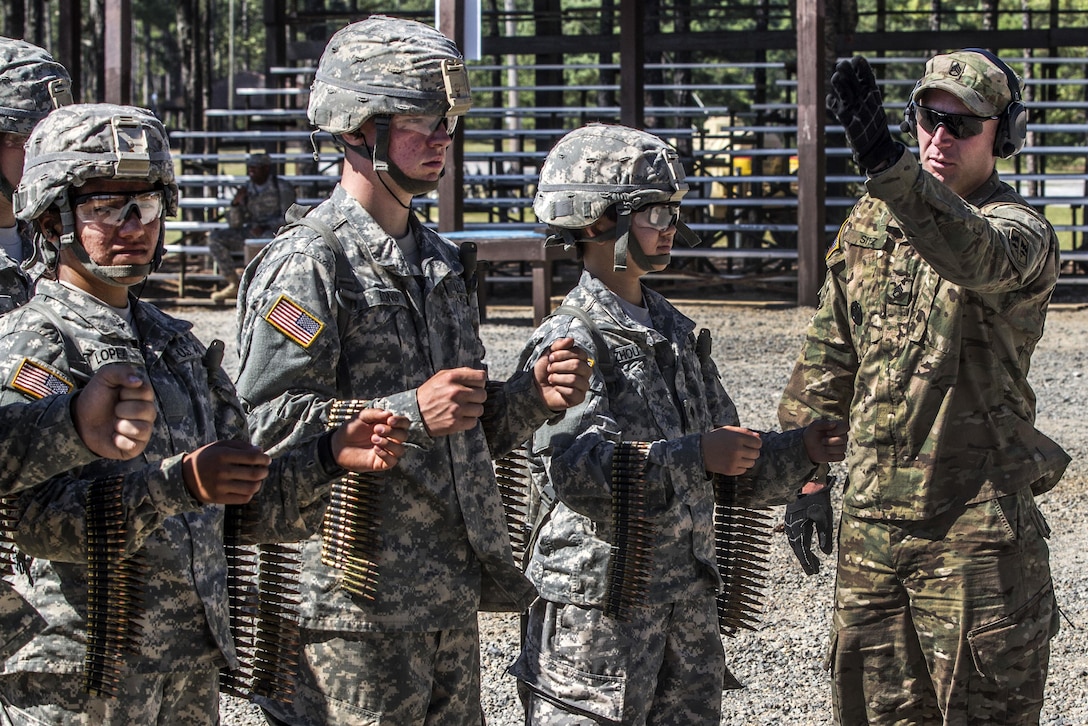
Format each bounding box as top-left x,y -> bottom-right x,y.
394,115 -> 459,137
72,190 -> 165,227
633,203 -> 681,231
915,105 -> 998,139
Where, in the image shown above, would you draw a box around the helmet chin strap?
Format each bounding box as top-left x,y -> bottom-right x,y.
611,202 -> 670,272
341,119 -> 441,208
0,175 -> 14,204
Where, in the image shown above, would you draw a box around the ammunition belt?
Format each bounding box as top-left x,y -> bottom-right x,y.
494,445 -> 532,569
319,400 -> 382,599
84,475 -> 146,697
603,441 -> 656,621
713,477 -> 773,636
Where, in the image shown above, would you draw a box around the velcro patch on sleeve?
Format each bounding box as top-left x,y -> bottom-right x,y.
264,294 -> 325,348
10,358 -> 74,400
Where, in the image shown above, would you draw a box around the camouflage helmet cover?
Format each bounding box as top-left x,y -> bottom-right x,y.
535,123 -> 690,231
0,36 -> 73,135
308,15 -> 472,135
14,102 -> 178,223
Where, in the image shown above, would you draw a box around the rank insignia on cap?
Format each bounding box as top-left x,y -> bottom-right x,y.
265,294 -> 324,348
10,358 -> 74,400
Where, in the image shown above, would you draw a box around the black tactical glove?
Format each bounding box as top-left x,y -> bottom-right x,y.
784,485 -> 835,575
827,56 -> 903,175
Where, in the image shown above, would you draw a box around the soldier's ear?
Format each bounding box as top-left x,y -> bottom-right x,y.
36,209 -> 62,242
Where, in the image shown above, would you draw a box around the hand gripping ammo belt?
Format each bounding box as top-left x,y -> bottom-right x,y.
319,400 -> 383,599
494,304 -> 660,622
220,399 -> 381,705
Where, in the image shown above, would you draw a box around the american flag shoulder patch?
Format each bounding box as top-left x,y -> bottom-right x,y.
10,358 -> 74,400
264,294 -> 325,348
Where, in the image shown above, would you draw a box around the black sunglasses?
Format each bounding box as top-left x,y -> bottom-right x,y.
915,105 -> 998,139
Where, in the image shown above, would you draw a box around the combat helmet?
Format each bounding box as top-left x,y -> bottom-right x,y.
14,103 -> 178,284
0,37 -> 73,200
307,15 -> 471,193
535,123 -> 698,271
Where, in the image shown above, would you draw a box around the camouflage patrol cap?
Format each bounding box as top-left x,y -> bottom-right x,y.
0,37 -> 73,135
912,50 -> 1016,117
307,15 -> 472,135
15,103 -> 178,223
535,123 -> 690,230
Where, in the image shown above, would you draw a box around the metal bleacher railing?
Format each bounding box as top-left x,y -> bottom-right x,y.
161,54 -> 1088,301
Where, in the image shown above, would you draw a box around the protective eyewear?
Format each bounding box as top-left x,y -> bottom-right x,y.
915,105 -> 997,140
394,115 -> 459,137
633,203 -> 681,231
72,190 -> 165,227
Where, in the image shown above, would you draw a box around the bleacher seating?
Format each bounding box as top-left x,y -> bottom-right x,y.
157,53 -> 1087,302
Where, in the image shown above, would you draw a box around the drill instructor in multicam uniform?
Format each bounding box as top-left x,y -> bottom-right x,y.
0,103 -> 407,725
508,123 -> 848,725
779,50 -> 1068,724
235,15 -> 591,726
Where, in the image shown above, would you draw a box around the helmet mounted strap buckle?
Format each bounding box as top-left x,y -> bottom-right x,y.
441,59 -> 472,117
48,78 -> 73,109
110,116 -> 151,177
372,115 -> 392,173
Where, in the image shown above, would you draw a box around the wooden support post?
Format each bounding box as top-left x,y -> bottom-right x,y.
103,0 -> 132,105
796,0 -> 827,307
439,0 -> 466,233
619,0 -> 645,128
56,0 -> 82,101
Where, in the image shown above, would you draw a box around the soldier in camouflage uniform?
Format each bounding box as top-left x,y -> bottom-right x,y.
234,16 -> 591,725
0,38 -> 162,698
0,36 -> 72,314
0,103 -> 408,725
507,124 -> 848,725
778,51 -> 1068,724
209,151 -> 296,303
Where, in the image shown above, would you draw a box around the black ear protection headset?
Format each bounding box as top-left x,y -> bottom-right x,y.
900,48 -> 1027,158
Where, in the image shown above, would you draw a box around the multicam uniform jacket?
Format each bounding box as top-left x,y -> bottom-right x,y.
516,271 -> 816,608
779,150 -> 1069,519
0,279 -> 340,678
235,184 -> 540,632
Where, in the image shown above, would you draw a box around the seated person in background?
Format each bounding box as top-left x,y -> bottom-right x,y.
209,151 -> 295,303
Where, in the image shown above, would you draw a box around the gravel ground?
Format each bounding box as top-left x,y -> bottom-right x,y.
166,295 -> 1088,725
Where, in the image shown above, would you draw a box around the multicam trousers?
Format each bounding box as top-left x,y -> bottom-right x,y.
829,487 -> 1059,725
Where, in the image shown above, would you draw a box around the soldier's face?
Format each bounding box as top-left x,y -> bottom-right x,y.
67,179 -> 161,277
0,133 -> 29,194
916,89 -> 999,197
630,205 -> 677,273
386,114 -> 452,186
247,163 -> 271,184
